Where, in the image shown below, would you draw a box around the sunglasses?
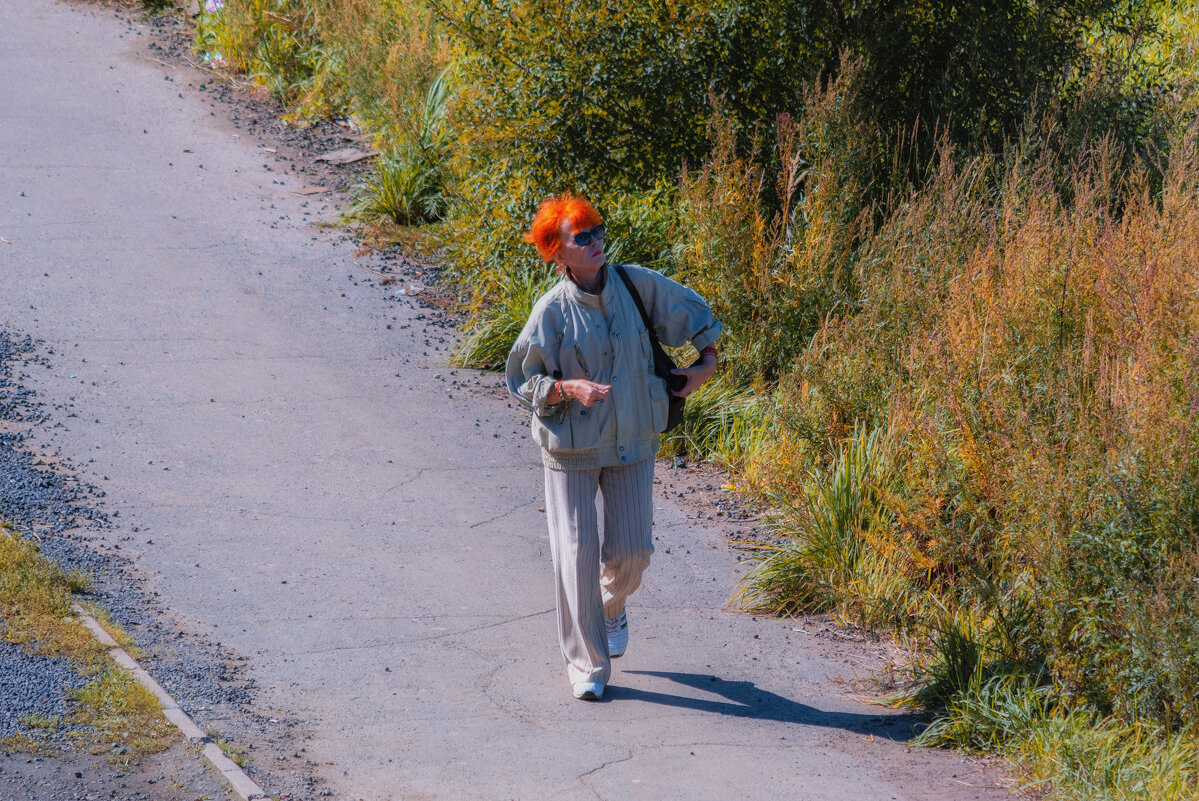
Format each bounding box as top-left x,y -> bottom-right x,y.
570,224 -> 606,247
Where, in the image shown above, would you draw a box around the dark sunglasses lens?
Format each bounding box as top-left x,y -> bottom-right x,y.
573,225 -> 605,247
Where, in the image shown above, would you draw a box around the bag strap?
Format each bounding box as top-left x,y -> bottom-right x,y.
613,264 -> 658,347
613,264 -> 677,382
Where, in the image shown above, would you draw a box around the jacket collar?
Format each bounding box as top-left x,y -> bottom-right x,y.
562,263 -> 610,309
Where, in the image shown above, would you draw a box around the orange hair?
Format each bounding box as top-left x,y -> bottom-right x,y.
524,194 -> 603,262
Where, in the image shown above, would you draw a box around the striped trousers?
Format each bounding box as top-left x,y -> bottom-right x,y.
543,457 -> 655,685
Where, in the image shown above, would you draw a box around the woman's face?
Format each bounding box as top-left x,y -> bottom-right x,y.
554,216 -> 605,275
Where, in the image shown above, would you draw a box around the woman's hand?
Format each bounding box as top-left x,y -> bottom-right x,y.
670,354 -> 717,398
556,379 -> 611,407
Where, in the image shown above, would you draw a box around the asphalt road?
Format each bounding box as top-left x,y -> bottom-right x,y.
0,2 -> 1013,799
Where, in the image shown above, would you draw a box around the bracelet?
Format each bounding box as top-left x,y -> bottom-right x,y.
699,344 -> 718,362
555,379 -> 565,403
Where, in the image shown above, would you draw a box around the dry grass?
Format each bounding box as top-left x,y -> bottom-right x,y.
0,523 -> 171,760
316,0 -> 451,147
0,523 -> 104,668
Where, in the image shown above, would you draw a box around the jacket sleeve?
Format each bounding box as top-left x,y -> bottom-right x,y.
626,265 -> 724,351
506,306 -> 566,419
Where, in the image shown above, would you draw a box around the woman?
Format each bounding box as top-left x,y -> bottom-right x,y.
506,194 -> 722,701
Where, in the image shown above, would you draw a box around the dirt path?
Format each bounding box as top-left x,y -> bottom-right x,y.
1,2 -> 1014,799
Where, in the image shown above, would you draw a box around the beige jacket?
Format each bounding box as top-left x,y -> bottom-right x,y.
506,264 -> 723,470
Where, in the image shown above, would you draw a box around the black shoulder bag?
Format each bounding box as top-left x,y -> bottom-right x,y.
612,264 -> 689,432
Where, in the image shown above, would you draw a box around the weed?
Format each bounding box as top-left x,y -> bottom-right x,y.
21,713 -> 65,732
214,736 -> 254,769
79,599 -> 143,658
454,263 -> 559,368
0,524 -> 169,759
69,669 -> 174,759
351,149 -> 444,226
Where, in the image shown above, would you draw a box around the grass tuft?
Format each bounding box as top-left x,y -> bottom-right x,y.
0,523 -> 169,760
732,424 -> 914,628
0,523 -> 107,668
350,149 -> 445,226
69,669 -> 174,760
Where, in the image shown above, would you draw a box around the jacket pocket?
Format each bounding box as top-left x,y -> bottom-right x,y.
534,401 -> 605,453
573,344 -> 590,379
532,407 -> 571,452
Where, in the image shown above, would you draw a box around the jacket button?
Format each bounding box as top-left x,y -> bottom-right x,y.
618,446 -> 625,452
620,456 -> 627,462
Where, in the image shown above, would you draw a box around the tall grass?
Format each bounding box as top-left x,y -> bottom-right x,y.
349,67 -> 453,226
674,60 -> 880,384
454,262 -> 559,368
657,374 -> 766,464
733,424 -> 921,628
722,119 -> 1199,797
315,0 -> 451,144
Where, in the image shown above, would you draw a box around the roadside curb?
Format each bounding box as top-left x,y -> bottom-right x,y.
72,602 -> 269,801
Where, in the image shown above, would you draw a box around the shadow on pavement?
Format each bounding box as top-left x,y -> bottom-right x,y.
612,671 -> 924,742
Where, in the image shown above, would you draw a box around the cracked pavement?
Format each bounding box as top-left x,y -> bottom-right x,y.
0,1 -> 1014,799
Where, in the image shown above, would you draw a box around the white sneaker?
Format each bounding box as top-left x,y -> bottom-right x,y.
572,681 -> 604,701
605,611 -> 628,658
